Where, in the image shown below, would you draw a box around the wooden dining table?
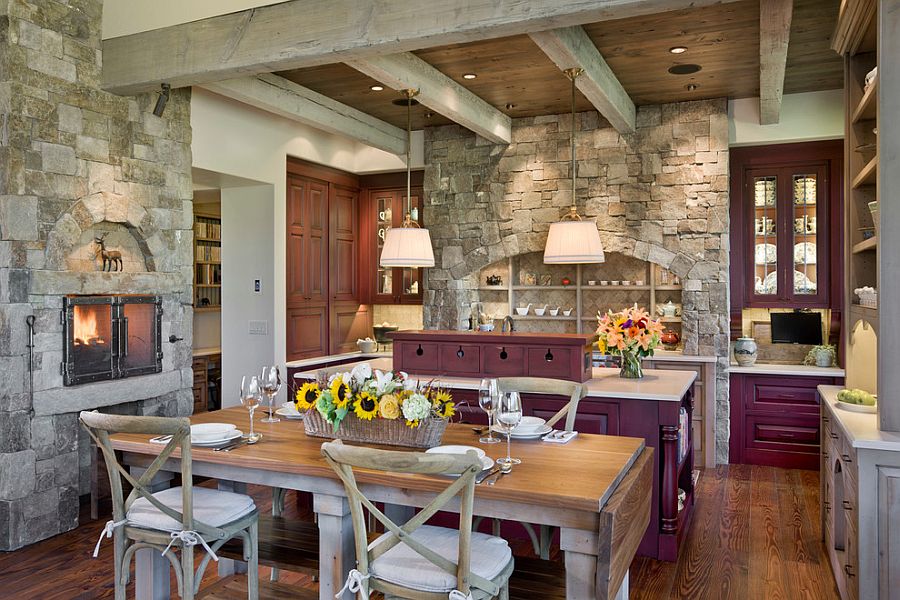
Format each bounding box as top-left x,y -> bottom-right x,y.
111,407 -> 653,600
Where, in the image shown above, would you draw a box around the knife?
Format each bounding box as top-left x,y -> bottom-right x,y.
476,465 -> 501,484
215,438 -> 249,452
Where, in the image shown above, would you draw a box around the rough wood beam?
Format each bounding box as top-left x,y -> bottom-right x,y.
529,26 -> 636,134
347,53 -> 512,145
101,0 -> 745,95
759,0 -> 794,125
201,74 -> 406,155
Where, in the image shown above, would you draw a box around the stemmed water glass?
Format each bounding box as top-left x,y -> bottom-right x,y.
260,365 -> 282,423
478,378 -> 501,444
240,375 -> 262,442
496,391 -> 522,466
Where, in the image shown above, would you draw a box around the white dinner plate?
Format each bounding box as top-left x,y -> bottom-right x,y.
492,424 -> 553,439
426,445 -> 487,459
835,400 -> 877,414
191,430 -> 243,447
275,407 -> 304,420
190,422 -> 236,441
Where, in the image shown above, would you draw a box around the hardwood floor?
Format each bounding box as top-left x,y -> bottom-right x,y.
0,465 -> 839,599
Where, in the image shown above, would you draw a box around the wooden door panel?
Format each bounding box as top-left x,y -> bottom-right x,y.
287,232 -> 306,304
330,186 -> 358,302
308,182 -> 328,232
287,306 -> 328,361
287,178 -> 305,228
329,302 -> 371,355
307,181 -> 329,303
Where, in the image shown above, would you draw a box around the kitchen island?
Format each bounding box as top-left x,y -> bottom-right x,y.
293,356 -> 696,561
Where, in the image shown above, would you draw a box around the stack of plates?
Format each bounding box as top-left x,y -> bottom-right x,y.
793,178 -> 816,204
492,416 -> 552,440
190,423 -> 242,447
276,403 -> 305,420
425,445 -> 494,471
754,180 -> 776,206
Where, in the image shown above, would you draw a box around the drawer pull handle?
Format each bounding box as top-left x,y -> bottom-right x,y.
545,349 -> 554,362
499,347 -> 508,360
416,344 -> 423,356
456,346 -> 465,359
842,453 -> 853,463
844,565 -> 855,578
842,500 -> 853,511
823,501 -> 831,509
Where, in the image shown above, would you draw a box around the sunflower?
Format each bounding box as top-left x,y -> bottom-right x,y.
330,377 -> 353,409
431,390 -> 452,408
353,392 -> 379,421
295,382 -> 319,410
435,401 -> 456,419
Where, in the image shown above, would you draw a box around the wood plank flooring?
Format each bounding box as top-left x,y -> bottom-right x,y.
0,465 -> 839,599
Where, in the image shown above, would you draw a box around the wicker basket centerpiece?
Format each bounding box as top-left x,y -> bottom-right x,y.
295,363 -> 454,449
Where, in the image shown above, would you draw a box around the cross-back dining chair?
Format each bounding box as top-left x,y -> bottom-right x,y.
79,411 -> 259,600
493,377 -> 587,560
321,439 -> 514,600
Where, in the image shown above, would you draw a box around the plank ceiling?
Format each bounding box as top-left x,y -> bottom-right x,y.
275,0 -> 843,130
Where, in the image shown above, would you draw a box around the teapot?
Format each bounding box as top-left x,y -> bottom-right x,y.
658,300 -> 678,318
661,329 -> 680,350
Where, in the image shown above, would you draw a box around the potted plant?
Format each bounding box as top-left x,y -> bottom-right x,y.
804,344 -> 837,368
596,304 -> 664,379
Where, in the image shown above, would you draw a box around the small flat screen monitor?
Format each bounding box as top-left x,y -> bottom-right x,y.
770,312 -> 823,345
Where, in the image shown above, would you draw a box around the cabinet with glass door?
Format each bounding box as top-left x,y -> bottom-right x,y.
370,187 -> 424,305
731,142 -> 843,310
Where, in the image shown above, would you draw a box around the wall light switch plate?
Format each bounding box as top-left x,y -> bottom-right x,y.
253,278 -> 262,294
248,320 -> 268,335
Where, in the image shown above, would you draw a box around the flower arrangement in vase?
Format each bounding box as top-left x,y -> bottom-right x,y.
295,363 -> 456,448
596,304 -> 665,379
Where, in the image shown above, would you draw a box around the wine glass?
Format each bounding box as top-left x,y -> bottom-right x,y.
496,391 -> 522,466
240,375 -> 262,442
260,366 -> 282,423
478,378 -> 501,444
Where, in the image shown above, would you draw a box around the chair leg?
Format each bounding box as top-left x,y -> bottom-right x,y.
271,487 -> 286,582
499,582 -> 510,600
113,534 -> 126,600
181,544 -> 195,600
248,520 -> 259,600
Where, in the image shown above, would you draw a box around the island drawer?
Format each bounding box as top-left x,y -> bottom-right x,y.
397,341 -> 441,373
526,346 -> 575,379
439,344 -> 481,374
743,375 -> 831,414
744,413 -> 820,454
482,345 -> 526,376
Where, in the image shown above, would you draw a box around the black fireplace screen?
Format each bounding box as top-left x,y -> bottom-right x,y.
62,295 -> 163,386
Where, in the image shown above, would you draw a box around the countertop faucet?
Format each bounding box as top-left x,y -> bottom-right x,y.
501,315 -> 515,333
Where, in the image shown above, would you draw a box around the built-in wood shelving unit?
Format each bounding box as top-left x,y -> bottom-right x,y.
194,213 -> 222,312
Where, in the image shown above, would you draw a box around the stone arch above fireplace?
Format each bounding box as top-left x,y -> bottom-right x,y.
45,191 -> 159,272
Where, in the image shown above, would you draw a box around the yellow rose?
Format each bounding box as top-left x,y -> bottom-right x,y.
379,394 -> 401,420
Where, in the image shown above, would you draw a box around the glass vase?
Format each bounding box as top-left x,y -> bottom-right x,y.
619,350 -> 644,379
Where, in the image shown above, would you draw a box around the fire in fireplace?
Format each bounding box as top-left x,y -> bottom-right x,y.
62,295 -> 163,386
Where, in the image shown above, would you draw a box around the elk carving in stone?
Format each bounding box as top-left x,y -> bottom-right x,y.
93,234 -> 123,272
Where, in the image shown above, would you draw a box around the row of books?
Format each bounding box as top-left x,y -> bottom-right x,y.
194,220 -> 221,240
195,244 -> 221,262
195,264 -> 221,285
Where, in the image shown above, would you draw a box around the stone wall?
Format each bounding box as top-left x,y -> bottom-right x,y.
0,0 -> 194,550
422,100 -> 731,462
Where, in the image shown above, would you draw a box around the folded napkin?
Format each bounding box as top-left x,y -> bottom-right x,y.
541,431 -> 578,444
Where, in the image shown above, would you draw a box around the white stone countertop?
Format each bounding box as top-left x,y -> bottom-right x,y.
820,385 -> 900,451
293,357 -> 697,402
642,350 -> 717,363
285,351 -> 391,370
730,362 -> 846,377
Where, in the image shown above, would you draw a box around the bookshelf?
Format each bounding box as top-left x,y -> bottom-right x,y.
194,213 -> 221,312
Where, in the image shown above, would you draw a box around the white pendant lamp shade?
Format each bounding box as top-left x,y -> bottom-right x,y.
380,226 -> 435,267
543,219 -> 605,264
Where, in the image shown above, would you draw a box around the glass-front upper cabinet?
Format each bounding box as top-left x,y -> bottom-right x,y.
743,163 -> 829,307
370,188 -> 423,305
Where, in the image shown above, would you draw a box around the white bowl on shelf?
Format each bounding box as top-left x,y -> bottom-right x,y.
515,306 -> 530,316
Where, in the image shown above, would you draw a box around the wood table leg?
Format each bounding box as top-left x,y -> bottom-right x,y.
560,527 -> 599,600
314,492 -> 356,600
384,503 -> 415,526
131,467 -> 174,600
218,480 -> 249,577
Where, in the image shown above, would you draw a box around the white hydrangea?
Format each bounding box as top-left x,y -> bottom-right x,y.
401,393 -> 432,422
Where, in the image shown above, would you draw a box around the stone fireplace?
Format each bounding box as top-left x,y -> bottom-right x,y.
0,0 -> 194,550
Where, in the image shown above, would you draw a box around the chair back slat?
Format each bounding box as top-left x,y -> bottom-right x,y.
496,377 -> 586,431
321,440 -> 498,597
79,411 -> 214,536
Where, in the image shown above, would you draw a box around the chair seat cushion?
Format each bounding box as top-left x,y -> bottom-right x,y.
127,486 -> 256,532
369,525 -> 512,593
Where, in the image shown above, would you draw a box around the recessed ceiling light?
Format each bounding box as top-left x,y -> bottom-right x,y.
505,103 -> 516,110
370,85 -> 384,91
669,46 -> 688,54
686,83 -> 699,91
462,73 -> 477,80
424,111 -> 434,118
668,64 -> 702,75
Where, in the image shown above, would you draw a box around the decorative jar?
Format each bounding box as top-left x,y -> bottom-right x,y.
734,337 -> 759,366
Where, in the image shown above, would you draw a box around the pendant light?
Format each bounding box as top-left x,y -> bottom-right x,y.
379,89 -> 435,268
543,68 -> 605,264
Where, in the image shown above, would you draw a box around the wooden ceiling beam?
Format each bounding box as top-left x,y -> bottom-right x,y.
101,0 -> 745,95
347,53 -> 512,145
201,74 -> 407,154
759,0 -> 794,125
529,26 -> 636,133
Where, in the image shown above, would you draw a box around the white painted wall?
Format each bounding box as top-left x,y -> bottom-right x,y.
191,89 -> 420,398
220,184 -> 275,407
102,0 -> 290,38
729,90 -> 844,146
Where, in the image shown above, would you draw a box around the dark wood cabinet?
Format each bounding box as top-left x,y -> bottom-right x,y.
286,159 -> 372,361
729,373 -> 844,470
360,171 -> 425,305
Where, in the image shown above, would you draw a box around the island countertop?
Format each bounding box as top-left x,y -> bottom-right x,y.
293,357 -> 697,402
